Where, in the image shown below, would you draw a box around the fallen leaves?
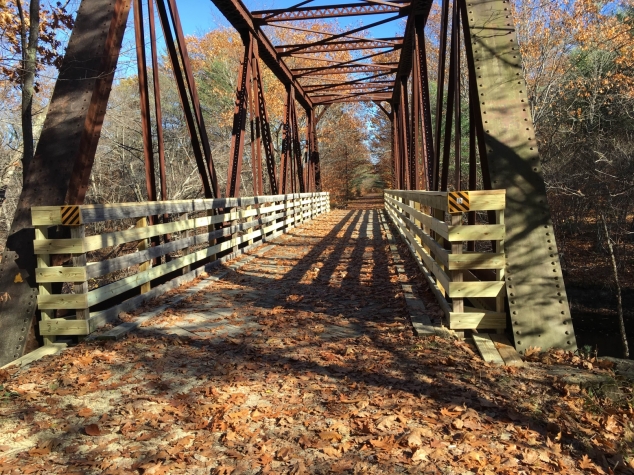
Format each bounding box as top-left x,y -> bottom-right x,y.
318,430 -> 342,442
403,427 -> 431,447
411,447 -> 429,462
0,209 -> 627,474
77,407 -> 93,417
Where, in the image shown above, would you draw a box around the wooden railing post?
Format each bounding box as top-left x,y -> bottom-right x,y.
450,213 -> 463,314
136,217 -> 152,294
495,209 -> 505,316
246,205 -> 254,246
208,210 -> 217,262
35,226 -> 55,345
180,213 -> 191,274
71,224 -> 89,320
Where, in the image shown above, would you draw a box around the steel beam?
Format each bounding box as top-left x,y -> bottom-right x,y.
227,36 -> 252,197
148,0 -> 168,202
294,65 -> 398,76
210,0 -> 313,110
156,0 -> 216,198
391,0 -> 434,105
276,38 -> 402,55
468,0 -> 577,353
253,3 -> 404,22
133,0 -> 157,203
312,93 -> 392,104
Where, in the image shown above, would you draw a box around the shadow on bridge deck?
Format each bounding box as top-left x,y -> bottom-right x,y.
0,195 -> 606,474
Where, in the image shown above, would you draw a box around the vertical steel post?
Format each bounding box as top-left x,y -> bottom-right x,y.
433,0 -> 450,191
148,0 -> 167,201
459,0 -> 492,191
311,108 -> 322,192
291,99 -> 305,193
411,28 -> 421,191
166,0 -> 218,197
252,54 -> 278,194
133,0 -> 157,203
155,0 -> 214,197
401,76 -> 412,190
250,41 -> 264,196
416,20 -> 435,191
441,20 -> 456,192
280,85 -> 292,194
453,0 -> 461,191
226,35 -> 252,197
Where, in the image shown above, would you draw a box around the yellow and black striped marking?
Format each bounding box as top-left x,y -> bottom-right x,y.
60,205 -> 82,225
447,191 -> 470,213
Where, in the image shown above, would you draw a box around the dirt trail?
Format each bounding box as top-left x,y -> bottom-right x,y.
0,195 -> 630,474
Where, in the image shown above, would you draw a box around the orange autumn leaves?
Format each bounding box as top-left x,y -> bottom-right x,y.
0,0 -> 73,85
512,0 -> 634,122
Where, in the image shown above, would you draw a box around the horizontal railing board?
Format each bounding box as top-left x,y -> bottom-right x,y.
386,205 -> 450,292
446,224 -> 504,241
384,195 -> 449,239
32,192 -> 328,225
34,207 -> 294,283
448,311 -> 506,330
36,266 -> 88,283
385,189 -> 505,212
32,200 -> 305,255
448,281 -> 505,298
39,318 -> 90,336
386,190 -> 447,210
386,202 -> 449,267
37,293 -> 88,310
447,253 -> 505,270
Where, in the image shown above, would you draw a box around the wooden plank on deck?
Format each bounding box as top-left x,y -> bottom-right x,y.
473,333 -> 505,364
489,334 -> 525,367
1,343 -> 68,369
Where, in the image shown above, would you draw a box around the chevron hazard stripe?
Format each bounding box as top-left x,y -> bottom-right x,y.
447,191 -> 470,213
60,205 -> 81,225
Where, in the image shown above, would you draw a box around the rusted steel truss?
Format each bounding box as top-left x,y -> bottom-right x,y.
226,34 -> 280,197
0,0 -> 573,363
253,3 -> 405,22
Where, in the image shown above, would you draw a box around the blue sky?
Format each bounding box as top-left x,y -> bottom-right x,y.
175,0 -> 405,38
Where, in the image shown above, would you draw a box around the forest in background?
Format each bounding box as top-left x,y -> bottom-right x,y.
0,0 -> 633,355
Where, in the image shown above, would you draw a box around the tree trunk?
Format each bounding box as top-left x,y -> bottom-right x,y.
16,0 -> 40,180
601,213 -> 629,358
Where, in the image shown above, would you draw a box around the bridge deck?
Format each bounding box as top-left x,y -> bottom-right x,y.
133,197 -> 415,343
0,197 -> 609,474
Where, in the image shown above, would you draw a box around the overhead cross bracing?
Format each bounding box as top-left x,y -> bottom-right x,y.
212,0 -> 427,107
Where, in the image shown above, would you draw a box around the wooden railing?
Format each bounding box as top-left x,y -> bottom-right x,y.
32,192 -> 330,339
384,189 -> 506,330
